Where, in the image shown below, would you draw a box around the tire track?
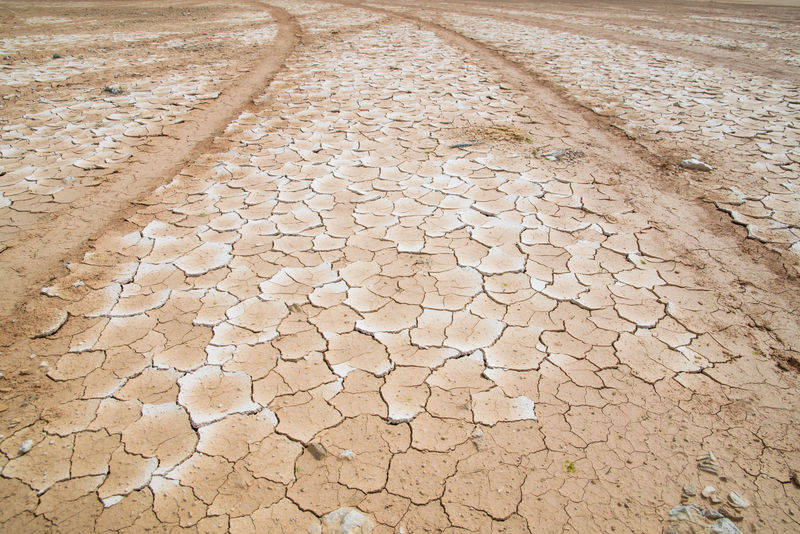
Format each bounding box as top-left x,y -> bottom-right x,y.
0,3 -> 299,329
335,0 -> 800,359
370,0 -> 799,83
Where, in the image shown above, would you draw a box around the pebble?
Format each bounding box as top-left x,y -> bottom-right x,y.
321,507 -> 374,534
727,491 -> 750,508
539,148 -> 585,162
708,518 -> 743,534
718,504 -> 743,522
697,451 -> 722,475
307,442 -> 327,460
101,495 -> 124,507
668,504 -> 705,522
680,158 -> 713,172
697,451 -> 717,462
702,486 -> 716,498
666,501 -> 743,534
449,142 -> 482,149
18,439 -> 33,455
339,449 -> 355,460
682,482 -> 697,497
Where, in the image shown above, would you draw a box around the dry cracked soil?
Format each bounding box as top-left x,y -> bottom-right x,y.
0,0 -> 799,532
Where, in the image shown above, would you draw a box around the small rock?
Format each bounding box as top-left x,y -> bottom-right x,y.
711,496 -> 722,504
718,505 -> 743,522
791,471 -> 800,488
702,486 -> 716,498
727,491 -> 750,508
307,442 -> 327,460
698,451 -> 716,462
18,439 -> 33,455
101,495 -> 124,507
52,53 -> 61,59
322,507 -> 374,534
449,142 -> 482,149
472,428 -> 483,438
668,504 -> 705,522
664,504 -> 710,534
708,518 -> 743,534
538,148 -> 585,162
683,482 -> 697,497
704,509 -> 724,520
680,158 -> 713,172
697,451 -> 721,475
339,450 -> 355,460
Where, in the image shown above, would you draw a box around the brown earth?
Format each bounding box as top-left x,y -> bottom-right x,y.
0,0 -> 799,532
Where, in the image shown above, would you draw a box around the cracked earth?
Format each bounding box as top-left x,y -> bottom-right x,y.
1,0 -> 799,532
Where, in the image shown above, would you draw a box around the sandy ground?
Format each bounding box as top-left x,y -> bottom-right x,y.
0,0 -> 799,532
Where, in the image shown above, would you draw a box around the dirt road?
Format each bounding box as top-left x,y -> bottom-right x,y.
0,0 -> 799,532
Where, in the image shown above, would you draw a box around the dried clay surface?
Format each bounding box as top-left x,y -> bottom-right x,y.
1,0 -> 800,533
